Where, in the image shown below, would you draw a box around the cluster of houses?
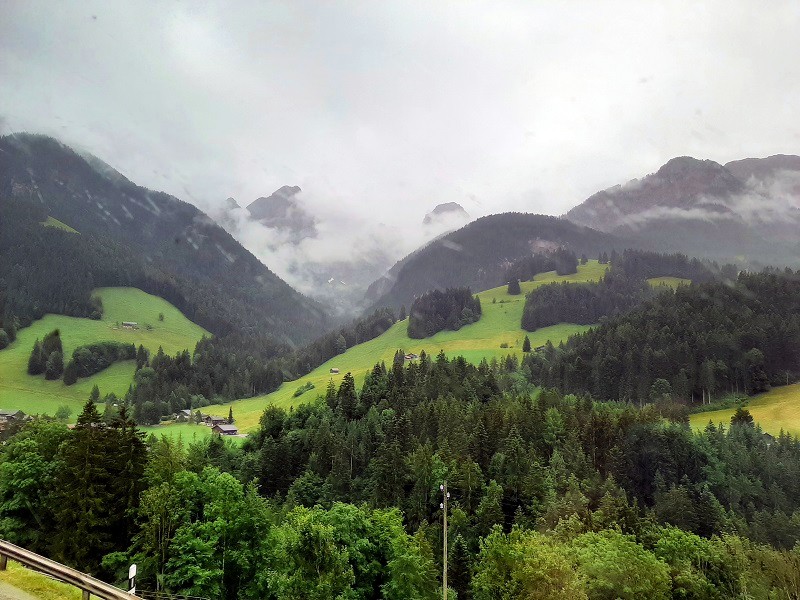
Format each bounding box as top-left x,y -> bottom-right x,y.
173,408 -> 239,435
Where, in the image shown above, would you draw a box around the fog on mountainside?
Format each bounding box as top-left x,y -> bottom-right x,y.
567,154 -> 800,267
211,186 -> 472,316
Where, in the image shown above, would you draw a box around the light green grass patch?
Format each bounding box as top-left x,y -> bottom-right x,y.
140,422 -> 247,445
0,288 -> 208,418
689,383 -> 800,437
40,216 -> 79,234
217,261 -> 610,433
0,560 -> 83,600
647,276 -> 690,289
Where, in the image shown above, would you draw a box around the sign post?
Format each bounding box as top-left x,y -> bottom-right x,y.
128,563 -> 137,595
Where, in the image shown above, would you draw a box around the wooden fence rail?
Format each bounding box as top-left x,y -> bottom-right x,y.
0,539 -> 142,600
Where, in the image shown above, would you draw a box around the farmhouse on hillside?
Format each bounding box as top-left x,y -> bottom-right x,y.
404,353 -> 419,361
213,423 -> 238,436
174,408 -> 197,422
330,368 -> 340,374
122,321 -> 138,329
204,415 -> 228,427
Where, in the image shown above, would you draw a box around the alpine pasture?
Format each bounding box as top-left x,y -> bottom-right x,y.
0,287 -> 208,417
218,261 -> 610,432
689,383 -> 800,437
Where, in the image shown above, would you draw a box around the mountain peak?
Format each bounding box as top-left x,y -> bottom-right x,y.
423,202 -> 469,225
245,185 -> 316,240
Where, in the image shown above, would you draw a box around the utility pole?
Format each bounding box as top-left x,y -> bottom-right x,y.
440,481 -> 450,600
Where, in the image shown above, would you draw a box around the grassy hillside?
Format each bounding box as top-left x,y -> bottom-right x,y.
0,560 -> 83,600
221,261 -> 609,432
647,276 -> 690,289
0,287 -> 208,417
689,383 -> 800,437
40,215 -> 79,234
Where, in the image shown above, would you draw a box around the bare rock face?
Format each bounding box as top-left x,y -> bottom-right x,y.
246,185 -> 317,240
566,157 -> 744,233
423,202 -> 469,225
565,154 -> 800,266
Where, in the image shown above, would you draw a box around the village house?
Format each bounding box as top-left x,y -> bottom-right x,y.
330,368 -> 340,374
203,415 -> 228,427
213,423 -> 239,436
122,321 -> 138,329
404,353 -> 419,361
174,408 -> 197,422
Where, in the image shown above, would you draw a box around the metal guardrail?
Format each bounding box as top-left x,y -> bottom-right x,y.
0,539 -> 142,600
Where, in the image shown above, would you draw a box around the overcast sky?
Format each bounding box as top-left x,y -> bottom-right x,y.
2,0 -> 800,226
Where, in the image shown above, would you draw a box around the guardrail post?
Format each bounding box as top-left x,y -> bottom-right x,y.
0,554 -> 7,570
83,590 -> 90,600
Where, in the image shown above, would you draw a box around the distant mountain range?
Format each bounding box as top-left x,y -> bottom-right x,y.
566,154 -> 800,266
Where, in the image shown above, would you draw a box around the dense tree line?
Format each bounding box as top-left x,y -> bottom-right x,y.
63,341 -> 137,384
505,248 -> 579,283
2,356 -> 800,598
522,268 -> 653,330
407,288 -> 482,338
521,249 -> 728,331
525,270 -> 800,405
27,329 -> 64,380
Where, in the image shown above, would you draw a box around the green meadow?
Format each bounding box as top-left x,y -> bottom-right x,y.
40,215 -> 79,234
0,287 -> 208,417
219,261 -> 610,433
647,276 -> 690,289
689,383 -> 800,437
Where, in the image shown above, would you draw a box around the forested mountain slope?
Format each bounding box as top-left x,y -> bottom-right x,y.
367,213 -> 626,311
0,134 -> 328,345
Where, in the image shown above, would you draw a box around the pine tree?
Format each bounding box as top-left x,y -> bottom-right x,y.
337,372 -> 357,419
27,339 -> 45,375
63,360 -> 78,385
507,278 -> 521,295
399,305 -> 407,320
89,384 -> 100,403
522,335 -> 532,353
41,329 -> 62,359
44,350 -> 63,380
228,406 -> 234,424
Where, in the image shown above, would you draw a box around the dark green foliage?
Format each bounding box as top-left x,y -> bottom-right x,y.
293,381 -> 315,398
731,407 -> 755,428
0,328 -> 9,350
522,335 -> 531,353
507,278 -> 521,295
50,401 -> 146,575
44,350 -> 63,380
27,339 -> 45,375
407,287 -> 482,338
64,341 -> 136,383
521,250 -> 719,332
62,360 -> 78,385
521,268 -> 651,331
525,270 -> 800,404
2,356 -> 800,596
41,329 -> 62,357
